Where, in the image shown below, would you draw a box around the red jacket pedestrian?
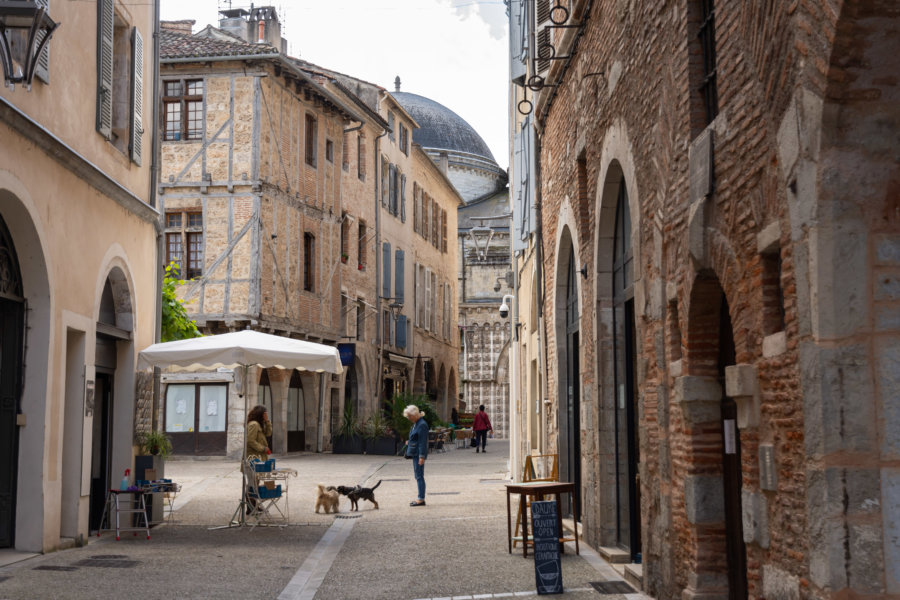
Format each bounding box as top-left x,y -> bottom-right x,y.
473,405 -> 493,453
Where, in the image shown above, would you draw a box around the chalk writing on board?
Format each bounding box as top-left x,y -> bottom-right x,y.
531,500 -> 563,595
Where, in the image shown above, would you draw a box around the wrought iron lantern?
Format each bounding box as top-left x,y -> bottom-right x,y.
0,1 -> 59,89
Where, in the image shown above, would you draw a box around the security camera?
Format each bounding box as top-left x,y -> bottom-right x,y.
493,282 -> 501,292
499,301 -> 509,319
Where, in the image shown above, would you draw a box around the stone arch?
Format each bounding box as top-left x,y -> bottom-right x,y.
93,257 -> 139,492
552,220 -> 582,517
447,367 -> 458,415
676,268 -> 747,600
437,363 -> 447,418
591,120 -> 643,551
0,180 -> 51,552
413,356 -> 425,395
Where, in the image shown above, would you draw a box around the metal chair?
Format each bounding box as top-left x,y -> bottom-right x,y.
242,459 -> 286,528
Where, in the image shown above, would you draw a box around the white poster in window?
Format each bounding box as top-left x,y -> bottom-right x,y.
171,423 -> 184,432
176,398 -> 187,414
724,419 -> 736,454
207,397 -> 218,416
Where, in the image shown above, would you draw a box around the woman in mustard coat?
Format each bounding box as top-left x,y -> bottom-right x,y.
246,404 -> 272,461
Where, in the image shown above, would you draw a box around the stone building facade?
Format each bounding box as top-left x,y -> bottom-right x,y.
158,16 -> 373,456
510,1 -> 899,599
0,0 -> 158,552
393,85 -> 511,430
458,193 -> 513,437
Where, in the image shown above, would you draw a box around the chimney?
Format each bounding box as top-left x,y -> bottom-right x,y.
160,20 -> 195,35
394,76 -> 401,92
257,19 -> 265,43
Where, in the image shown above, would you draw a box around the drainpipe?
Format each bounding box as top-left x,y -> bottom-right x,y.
150,0 -> 163,433
373,126 -> 388,412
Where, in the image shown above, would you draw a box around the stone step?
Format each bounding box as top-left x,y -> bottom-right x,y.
598,546 -> 631,564
624,562 -> 643,591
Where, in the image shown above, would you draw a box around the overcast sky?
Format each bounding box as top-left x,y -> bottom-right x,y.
160,0 -> 510,170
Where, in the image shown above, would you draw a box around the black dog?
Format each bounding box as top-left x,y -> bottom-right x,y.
335,480 -> 382,511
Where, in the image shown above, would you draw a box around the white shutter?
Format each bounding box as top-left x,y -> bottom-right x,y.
430,271 -> 437,332
129,28 -> 144,165
96,0 -> 114,139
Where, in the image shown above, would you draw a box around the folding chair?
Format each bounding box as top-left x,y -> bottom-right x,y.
242,459 -> 286,528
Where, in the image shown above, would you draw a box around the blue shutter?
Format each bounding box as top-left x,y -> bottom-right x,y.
396,315 -> 407,348
96,0 -> 114,138
400,174 -> 407,222
382,242 -> 391,298
509,0 -> 526,85
395,249 -> 405,302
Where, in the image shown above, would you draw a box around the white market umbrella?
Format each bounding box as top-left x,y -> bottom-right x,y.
137,329 -> 343,375
138,329 -> 343,527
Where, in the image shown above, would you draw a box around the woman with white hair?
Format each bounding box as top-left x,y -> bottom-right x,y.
403,404 -> 429,506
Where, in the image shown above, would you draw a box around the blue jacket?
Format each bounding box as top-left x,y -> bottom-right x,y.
407,417 -> 429,460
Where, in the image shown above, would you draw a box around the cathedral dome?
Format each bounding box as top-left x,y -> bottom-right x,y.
392,92 -> 496,163
393,91 -> 506,203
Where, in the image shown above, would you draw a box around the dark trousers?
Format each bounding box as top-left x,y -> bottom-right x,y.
474,429 -> 488,450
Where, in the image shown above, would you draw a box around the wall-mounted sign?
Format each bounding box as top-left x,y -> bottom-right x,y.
84,380 -> 95,417
338,343 -> 355,366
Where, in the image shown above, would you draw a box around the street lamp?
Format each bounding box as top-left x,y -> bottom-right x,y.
0,2 -> 59,90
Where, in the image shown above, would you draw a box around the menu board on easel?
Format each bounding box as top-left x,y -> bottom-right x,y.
531,500 -> 563,594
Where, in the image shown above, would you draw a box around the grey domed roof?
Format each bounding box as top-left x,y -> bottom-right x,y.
392,92 -> 496,164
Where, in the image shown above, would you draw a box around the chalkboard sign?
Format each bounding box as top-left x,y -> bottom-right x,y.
531,500 -> 563,594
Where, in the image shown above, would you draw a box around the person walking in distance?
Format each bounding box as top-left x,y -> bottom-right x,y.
404,405 -> 428,506
473,404 -> 493,453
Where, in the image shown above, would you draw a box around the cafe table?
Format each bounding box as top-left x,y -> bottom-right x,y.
505,481 -> 579,558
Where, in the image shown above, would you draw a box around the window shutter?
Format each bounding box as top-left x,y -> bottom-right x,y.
96,0 -> 114,139
400,174 -> 406,222
382,242 -> 391,299
509,0 -> 526,85
416,264 -> 423,327
441,210 -> 447,253
33,0 -> 50,83
129,28 -> 144,165
425,268 -> 432,332
413,183 -> 419,233
395,249 -> 405,302
396,315 -> 407,349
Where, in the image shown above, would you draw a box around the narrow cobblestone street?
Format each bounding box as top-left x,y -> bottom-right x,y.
0,441 -> 637,600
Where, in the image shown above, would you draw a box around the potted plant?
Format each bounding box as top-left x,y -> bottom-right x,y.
138,430 -> 174,459
363,412 -> 396,455
332,403 -> 364,454
340,252 -> 349,264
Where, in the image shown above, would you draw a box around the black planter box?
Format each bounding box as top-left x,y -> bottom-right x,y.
365,436 -> 397,455
332,434 -> 364,454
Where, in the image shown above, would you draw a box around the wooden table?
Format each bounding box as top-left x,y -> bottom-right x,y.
505,481 -> 579,557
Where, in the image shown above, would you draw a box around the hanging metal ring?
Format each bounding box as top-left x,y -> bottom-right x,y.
538,41 -> 556,61
527,74 -> 546,92
550,4 -> 570,24
517,98 -> 534,115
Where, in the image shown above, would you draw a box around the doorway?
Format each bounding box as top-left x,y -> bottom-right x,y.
287,371 -> 306,452
560,244 -> 581,519
0,214 -> 24,548
611,181 -> 641,559
718,295 -> 747,600
257,369 -> 274,449
89,371 -> 114,532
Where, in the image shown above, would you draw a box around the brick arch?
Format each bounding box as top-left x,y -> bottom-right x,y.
680,228 -> 751,371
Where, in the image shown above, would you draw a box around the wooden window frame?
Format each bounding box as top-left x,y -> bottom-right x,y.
162,78 -> 204,142
303,232 -> 315,291
305,113 -> 317,167
165,210 -> 203,279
